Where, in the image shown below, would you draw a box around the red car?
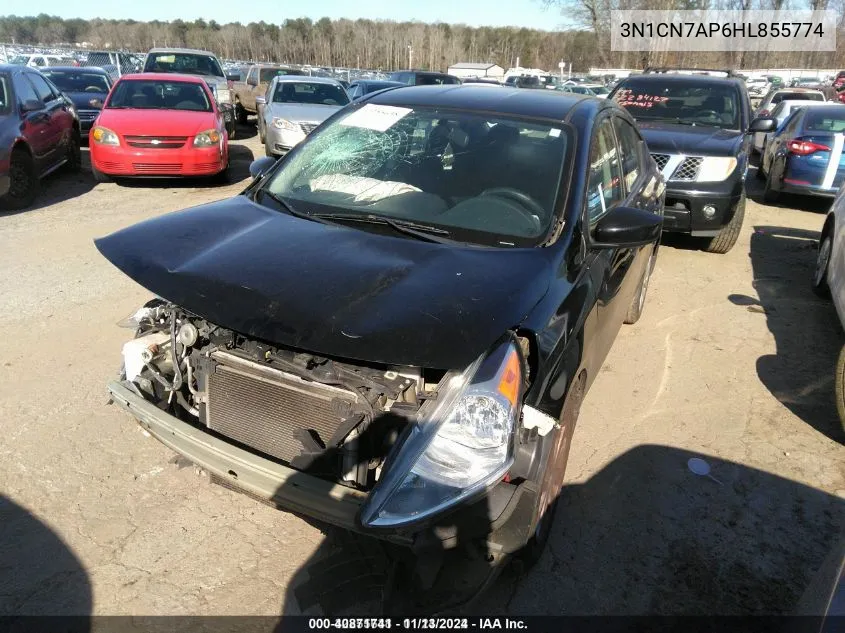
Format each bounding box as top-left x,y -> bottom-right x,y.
834,71 -> 845,90
89,73 -> 228,181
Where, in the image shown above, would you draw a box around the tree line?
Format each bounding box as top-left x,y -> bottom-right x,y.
1,7 -> 844,72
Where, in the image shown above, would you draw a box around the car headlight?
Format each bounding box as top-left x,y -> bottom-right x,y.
360,339 -> 523,528
193,129 -> 221,147
91,126 -> 119,146
272,117 -> 300,132
696,156 -> 737,182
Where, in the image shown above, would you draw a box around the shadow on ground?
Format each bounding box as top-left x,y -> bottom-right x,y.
268,444 -> 844,617
0,495 -> 91,622
730,225 -> 845,444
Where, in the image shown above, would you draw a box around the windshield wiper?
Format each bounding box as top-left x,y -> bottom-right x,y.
646,117 -> 725,128
313,213 -> 454,244
259,190 -> 336,226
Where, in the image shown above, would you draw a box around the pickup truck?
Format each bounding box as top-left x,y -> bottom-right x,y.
231,64 -> 303,123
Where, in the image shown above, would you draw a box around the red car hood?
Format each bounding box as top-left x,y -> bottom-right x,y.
96,108 -> 216,136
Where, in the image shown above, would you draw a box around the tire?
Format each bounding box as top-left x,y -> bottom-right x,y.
65,128 -> 82,172
836,344 -> 845,428
703,195 -> 745,254
1,149 -> 38,210
236,102 -> 248,125
210,158 -> 230,185
517,371 -> 585,570
756,144 -> 767,180
813,231 -> 832,298
92,166 -> 111,183
763,168 -> 780,204
227,119 -> 236,141
624,247 -> 657,324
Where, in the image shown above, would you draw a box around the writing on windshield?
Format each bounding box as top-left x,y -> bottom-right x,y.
613,89 -> 669,109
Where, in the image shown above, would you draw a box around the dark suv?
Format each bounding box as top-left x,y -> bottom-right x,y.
0,64 -> 81,210
609,70 -> 774,253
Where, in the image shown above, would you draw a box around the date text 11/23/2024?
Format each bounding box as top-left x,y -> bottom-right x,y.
307,618 -> 527,630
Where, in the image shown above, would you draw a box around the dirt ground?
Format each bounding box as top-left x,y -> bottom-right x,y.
1,128 -> 843,617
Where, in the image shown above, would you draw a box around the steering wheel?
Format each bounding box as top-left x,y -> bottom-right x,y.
694,110 -> 720,120
481,187 -> 544,230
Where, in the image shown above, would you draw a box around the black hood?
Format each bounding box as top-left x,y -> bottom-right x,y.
95,196 -> 554,369
66,91 -> 107,111
636,121 -> 744,156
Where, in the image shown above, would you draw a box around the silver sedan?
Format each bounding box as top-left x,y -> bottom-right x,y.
256,75 -> 351,157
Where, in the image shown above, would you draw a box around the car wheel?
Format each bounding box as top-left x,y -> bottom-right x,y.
837,345 -> 845,428
66,129 -> 82,172
703,195 -> 745,254
517,372 -> 585,570
236,102 -> 248,125
211,158 -> 230,185
812,231 -> 832,298
1,149 -> 38,210
624,247 -> 657,324
763,168 -> 780,204
91,166 -> 111,183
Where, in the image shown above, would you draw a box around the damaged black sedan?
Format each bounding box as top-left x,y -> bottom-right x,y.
97,85 -> 665,594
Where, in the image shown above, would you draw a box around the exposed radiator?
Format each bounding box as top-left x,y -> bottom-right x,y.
205,351 -> 358,463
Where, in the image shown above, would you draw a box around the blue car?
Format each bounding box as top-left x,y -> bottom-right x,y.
760,104 -> 845,202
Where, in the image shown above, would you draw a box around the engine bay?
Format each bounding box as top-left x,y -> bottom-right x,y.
121,300 -> 444,490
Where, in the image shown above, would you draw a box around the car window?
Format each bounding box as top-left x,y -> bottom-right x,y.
13,73 -> 39,106
272,81 -> 349,106
803,109 -> 845,132
614,117 -> 643,192
348,83 -> 362,99
26,73 -> 57,103
144,52 -> 224,78
587,118 -> 624,224
107,79 -> 212,112
613,79 -> 740,129
42,70 -> 110,94
260,68 -> 295,83
264,106 -> 571,247
33,57 -> 45,67
0,76 -> 10,114
246,67 -> 257,83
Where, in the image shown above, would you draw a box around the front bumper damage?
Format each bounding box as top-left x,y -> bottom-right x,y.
107,379 -> 539,557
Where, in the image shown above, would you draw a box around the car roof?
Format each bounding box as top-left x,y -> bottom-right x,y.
42,66 -> 110,74
147,48 -> 216,56
273,75 -> 343,85
622,74 -> 745,88
365,85 -> 594,121
798,104 -> 845,116
774,87 -> 823,93
116,72 -> 206,83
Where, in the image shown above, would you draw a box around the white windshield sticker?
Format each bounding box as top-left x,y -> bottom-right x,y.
340,104 -> 412,132
549,128 -> 561,138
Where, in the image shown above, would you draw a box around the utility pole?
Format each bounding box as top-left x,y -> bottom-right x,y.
408,44 -> 413,70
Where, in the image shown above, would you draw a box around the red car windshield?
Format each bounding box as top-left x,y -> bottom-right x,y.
107,79 -> 212,112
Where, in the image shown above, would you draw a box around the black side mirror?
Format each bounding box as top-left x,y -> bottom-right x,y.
592,206 -> 663,249
748,116 -> 777,133
21,99 -> 42,113
227,74 -> 240,82
249,156 -> 278,180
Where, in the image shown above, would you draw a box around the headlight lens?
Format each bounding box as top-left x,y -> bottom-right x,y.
193,129 -> 221,147
91,126 -> 119,146
272,117 -> 300,132
696,156 -> 737,182
360,340 -> 522,528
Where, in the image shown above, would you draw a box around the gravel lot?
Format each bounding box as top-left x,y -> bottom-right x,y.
1,128 -> 843,617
